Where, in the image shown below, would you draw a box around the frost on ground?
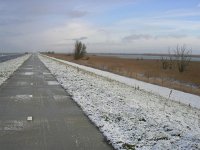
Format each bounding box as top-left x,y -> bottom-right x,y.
0,54 -> 30,86
43,55 -> 200,109
39,55 -> 200,150
11,95 -> 33,103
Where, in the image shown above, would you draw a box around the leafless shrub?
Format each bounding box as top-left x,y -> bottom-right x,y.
161,45 -> 192,72
174,45 -> 192,73
161,57 -> 168,69
73,41 -> 87,60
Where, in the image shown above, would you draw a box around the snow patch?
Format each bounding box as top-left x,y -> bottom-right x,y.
53,95 -> 69,100
24,72 -> 34,75
47,81 -> 59,85
0,55 -> 30,86
11,95 -> 33,102
0,120 -> 26,131
53,95 -> 70,102
43,72 -> 51,75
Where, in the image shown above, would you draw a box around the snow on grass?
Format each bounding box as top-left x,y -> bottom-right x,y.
39,55 -> 200,150
43,55 -> 200,109
0,54 -> 30,86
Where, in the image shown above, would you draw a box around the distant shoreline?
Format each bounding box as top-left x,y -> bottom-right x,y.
88,53 -> 200,61
88,53 -> 200,57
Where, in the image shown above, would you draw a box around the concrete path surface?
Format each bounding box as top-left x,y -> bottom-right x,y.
0,54 -> 112,150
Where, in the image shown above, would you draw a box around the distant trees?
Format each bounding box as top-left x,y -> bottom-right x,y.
73,41 -> 87,60
47,51 -> 55,54
161,45 -> 192,73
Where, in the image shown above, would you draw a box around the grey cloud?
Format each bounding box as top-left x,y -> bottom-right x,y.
0,17 -> 31,26
168,34 -> 187,38
72,37 -> 88,41
0,0 -> 91,27
0,0 -> 133,18
68,10 -> 89,18
65,37 -> 88,41
123,34 -> 153,41
52,42 -> 73,47
0,31 -> 22,37
0,0 -> 133,27
155,34 -> 187,39
123,34 -> 187,41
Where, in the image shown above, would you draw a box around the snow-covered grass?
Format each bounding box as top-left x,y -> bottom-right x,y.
0,54 -> 30,86
39,55 -> 200,150
42,55 -> 200,109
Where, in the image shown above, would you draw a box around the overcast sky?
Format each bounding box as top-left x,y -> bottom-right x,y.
0,0 -> 200,54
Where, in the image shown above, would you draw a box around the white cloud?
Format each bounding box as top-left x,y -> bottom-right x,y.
0,0 -> 200,54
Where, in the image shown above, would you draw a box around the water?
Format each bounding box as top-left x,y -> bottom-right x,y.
93,53 -> 200,62
0,53 -> 24,62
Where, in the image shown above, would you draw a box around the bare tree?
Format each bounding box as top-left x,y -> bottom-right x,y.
168,49 -> 174,70
73,41 -> 87,60
174,45 -> 192,73
161,56 -> 168,69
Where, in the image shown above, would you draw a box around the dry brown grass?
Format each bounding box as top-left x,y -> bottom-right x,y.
45,53 -> 200,96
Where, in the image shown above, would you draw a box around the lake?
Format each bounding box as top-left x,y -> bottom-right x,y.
0,53 -> 24,62
92,53 -> 200,62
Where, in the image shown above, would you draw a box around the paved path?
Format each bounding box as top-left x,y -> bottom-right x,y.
0,55 -> 112,150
